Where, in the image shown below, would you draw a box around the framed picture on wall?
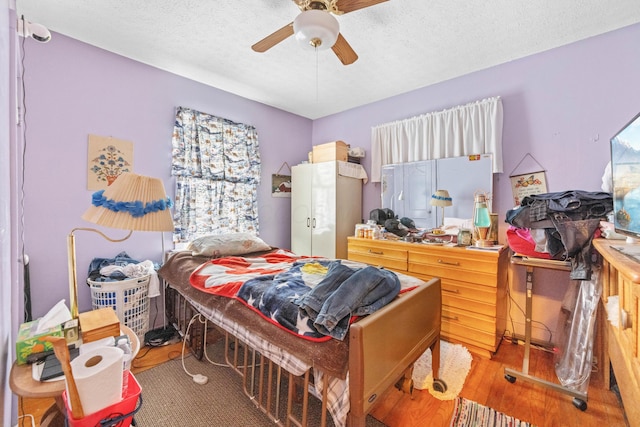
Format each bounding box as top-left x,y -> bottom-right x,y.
271,162 -> 292,198
87,134 -> 133,190
272,174 -> 291,198
510,171 -> 547,206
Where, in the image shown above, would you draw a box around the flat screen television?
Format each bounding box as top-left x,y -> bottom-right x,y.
610,111 -> 640,242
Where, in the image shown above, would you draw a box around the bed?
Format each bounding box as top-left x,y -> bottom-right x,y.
159,242 -> 445,427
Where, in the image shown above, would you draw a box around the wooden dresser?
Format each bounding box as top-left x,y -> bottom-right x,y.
593,239 -> 640,426
347,237 -> 509,358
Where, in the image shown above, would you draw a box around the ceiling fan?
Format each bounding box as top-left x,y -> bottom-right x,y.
251,0 -> 389,65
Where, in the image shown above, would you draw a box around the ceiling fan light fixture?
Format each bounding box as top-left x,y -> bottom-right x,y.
293,10 -> 339,51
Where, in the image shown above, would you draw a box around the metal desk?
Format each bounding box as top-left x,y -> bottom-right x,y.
504,256 -> 588,411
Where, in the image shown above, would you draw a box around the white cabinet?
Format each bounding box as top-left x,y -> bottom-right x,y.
291,162 -> 362,259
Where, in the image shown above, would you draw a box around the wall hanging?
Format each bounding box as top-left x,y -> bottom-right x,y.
509,153 -> 548,206
272,162 -> 292,198
87,134 -> 133,190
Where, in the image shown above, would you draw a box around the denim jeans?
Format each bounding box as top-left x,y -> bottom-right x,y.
294,261 -> 401,340
87,251 -> 142,282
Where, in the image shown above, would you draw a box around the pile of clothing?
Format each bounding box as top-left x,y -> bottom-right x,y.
87,251 -> 161,297
505,190 -> 612,280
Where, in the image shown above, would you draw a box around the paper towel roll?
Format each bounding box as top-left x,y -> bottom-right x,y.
69,346 -> 124,416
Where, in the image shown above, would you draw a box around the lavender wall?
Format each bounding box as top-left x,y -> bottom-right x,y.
311,22 -> 640,341
313,22 -> 640,227
19,22 -> 640,341
20,34 -> 311,321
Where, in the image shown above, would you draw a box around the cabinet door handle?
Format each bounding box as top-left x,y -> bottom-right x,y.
438,259 -> 460,266
306,218 -> 310,228
312,218 -> 316,228
368,250 -> 383,255
442,315 -> 459,321
443,288 -> 460,294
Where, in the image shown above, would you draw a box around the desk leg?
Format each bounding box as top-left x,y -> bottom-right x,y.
504,265 -> 588,411
522,266 -> 534,374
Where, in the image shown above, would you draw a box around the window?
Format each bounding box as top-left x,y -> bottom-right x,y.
171,107 -> 261,242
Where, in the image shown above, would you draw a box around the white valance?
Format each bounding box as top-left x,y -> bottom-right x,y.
370,96 -> 503,182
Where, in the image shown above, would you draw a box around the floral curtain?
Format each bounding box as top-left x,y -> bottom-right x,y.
370,96 -> 503,182
171,107 -> 260,242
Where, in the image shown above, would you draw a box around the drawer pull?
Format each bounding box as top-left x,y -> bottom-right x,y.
442,315 -> 459,321
368,250 -> 384,255
438,259 -> 460,266
443,288 -> 460,294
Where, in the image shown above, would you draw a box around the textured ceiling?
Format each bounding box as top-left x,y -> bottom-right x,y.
13,0 -> 640,119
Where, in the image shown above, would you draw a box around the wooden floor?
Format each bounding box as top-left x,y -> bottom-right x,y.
16,338 -> 629,427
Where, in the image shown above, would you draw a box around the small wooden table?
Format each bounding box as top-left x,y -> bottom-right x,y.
10,324 -> 139,426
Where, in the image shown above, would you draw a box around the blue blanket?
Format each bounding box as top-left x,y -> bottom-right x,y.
237,260 -> 332,341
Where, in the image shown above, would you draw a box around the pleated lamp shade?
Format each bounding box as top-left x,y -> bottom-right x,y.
430,189 -> 453,207
82,172 -> 174,232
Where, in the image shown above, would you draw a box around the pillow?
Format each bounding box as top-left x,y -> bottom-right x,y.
187,233 -> 271,257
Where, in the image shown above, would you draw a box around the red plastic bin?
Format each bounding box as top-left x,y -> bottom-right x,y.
63,371 -> 142,427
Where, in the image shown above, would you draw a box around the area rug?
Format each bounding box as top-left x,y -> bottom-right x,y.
412,340 -> 472,400
133,343 -> 386,427
449,397 -> 535,427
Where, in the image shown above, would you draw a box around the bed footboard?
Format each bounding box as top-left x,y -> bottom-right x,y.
348,277 -> 442,427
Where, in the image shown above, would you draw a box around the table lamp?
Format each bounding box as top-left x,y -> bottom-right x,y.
430,189 -> 452,229
473,192 -> 492,247
67,172 -> 174,319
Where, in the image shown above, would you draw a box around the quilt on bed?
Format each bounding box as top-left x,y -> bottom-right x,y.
189,250 -> 412,341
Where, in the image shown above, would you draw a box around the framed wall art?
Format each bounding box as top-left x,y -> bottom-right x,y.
271,162 -> 292,198
509,153 -> 548,206
87,134 -> 133,190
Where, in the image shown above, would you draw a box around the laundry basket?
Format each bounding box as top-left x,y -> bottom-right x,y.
88,275 -> 150,342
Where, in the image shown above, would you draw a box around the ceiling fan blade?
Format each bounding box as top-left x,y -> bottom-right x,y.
251,23 -> 294,53
336,0 -> 389,14
332,33 -> 358,65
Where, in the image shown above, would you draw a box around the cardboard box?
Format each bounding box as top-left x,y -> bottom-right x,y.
312,141 -> 349,163
16,319 -> 64,365
79,308 -> 121,343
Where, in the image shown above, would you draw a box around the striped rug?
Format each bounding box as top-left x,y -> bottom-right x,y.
449,397 -> 535,427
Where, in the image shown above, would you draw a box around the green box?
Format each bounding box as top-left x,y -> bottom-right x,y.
15,319 -> 64,365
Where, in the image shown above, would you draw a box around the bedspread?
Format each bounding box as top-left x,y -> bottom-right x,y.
190,251 -> 412,342
159,250 -> 351,378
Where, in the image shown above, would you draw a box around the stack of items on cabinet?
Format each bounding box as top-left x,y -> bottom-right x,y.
308,140 -> 365,164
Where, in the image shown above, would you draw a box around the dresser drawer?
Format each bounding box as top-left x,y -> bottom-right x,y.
411,273 -> 498,316
442,305 -> 496,335
409,261 -> 498,287
409,249 -> 499,273
347,241 -> 407,271
441,317 -> 498,350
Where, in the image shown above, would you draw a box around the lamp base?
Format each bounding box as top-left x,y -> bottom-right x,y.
475,239 -> 494,248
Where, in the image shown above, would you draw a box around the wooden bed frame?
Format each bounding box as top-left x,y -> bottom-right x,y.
347,279 -> 443,426
163,254 -> 444,427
